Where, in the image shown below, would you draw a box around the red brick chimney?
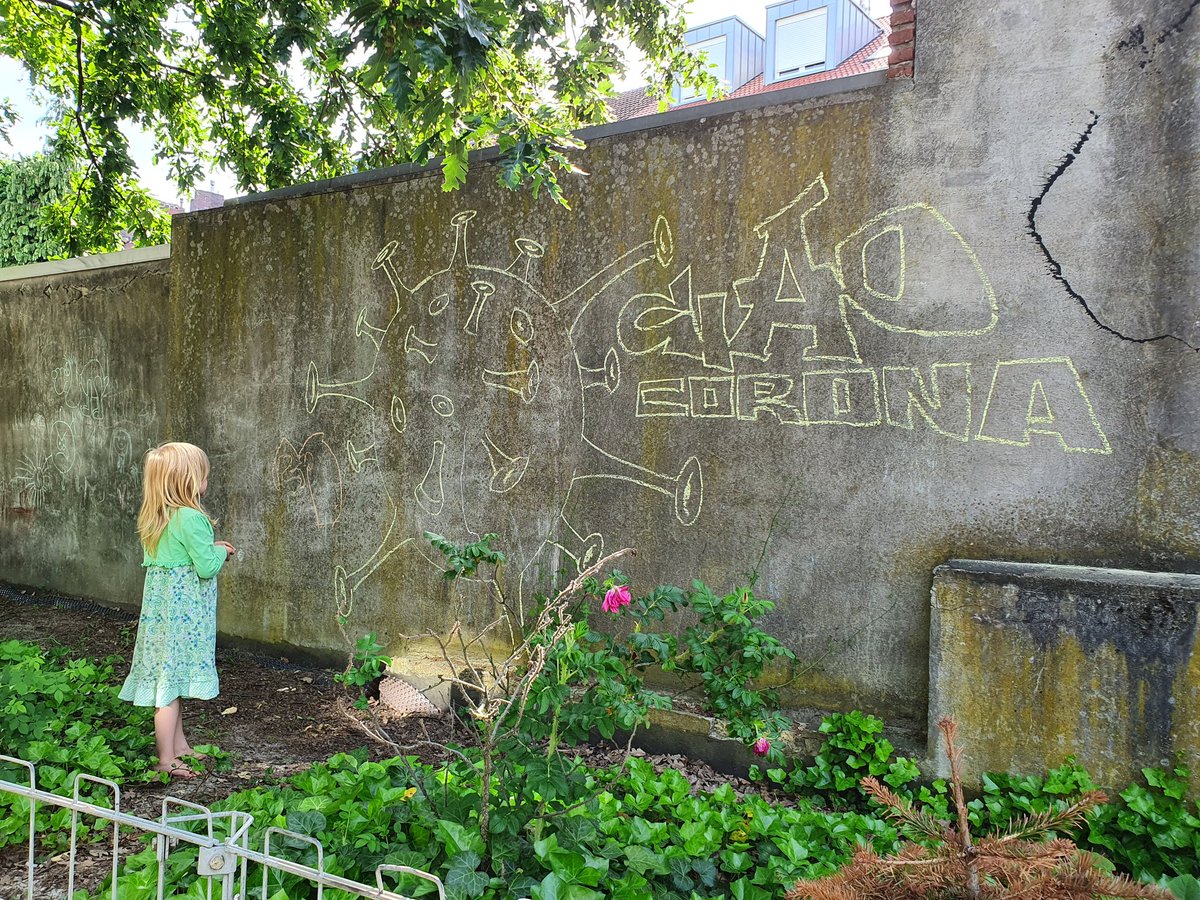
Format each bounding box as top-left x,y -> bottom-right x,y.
888,0 -> 915,79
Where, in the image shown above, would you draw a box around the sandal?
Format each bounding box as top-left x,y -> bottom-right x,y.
154,762 -> 199,780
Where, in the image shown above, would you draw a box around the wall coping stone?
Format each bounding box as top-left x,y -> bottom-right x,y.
936,559 -> 1200,591
0,244 -> 170,285
223,69 -> 889,210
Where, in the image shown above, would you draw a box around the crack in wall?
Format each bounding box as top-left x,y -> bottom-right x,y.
1117,0 -> 1200,68
7,267 -> 168,305
1026,111 -> 1200,352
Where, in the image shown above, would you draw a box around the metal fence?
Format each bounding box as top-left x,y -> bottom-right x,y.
0,754 -> 445,900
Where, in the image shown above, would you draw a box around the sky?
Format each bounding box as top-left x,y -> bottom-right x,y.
0,0 -> 891,206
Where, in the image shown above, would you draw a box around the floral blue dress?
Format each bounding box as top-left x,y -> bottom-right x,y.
119,507 -> 228,708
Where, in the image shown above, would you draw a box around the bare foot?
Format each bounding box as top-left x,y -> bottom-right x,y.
178,746 -> 207,761
153,760 -> 199,780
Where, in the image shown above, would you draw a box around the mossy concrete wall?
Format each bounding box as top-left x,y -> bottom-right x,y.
2,0 -> 1199,776
0,250 -> 169,604
930,560 -> 1200,792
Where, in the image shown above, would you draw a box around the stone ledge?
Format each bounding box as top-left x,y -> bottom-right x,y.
936,558 -> 1200,591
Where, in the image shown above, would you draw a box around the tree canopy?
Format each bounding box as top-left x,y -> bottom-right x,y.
0,0 -> 714,256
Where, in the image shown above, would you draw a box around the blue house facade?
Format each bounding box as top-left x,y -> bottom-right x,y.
673,16 -> 765,104
763,0 -> 882,85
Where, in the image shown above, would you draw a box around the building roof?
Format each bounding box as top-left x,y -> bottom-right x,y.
607,16 -> 889,122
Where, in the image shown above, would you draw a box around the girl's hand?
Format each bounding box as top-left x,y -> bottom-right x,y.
215,540 -> 237,558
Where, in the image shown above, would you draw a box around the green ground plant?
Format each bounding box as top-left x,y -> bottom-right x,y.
2,633 -> 1190,900
0,639 -> 162,851
333,632 -> 392,709
755,709 -> 1200,883
788,718 -> 1168,900
77,749 -> 901,900
752,711 -> 922,806
344,534 -> 798,870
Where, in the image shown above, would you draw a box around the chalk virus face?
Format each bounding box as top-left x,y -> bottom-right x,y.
281,209 -> 698,619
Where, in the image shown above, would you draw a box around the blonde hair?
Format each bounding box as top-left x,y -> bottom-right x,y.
137,442 -> 212,554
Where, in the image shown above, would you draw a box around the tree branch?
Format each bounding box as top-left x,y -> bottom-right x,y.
72,13 -> 102,181
28,0 -> 101,25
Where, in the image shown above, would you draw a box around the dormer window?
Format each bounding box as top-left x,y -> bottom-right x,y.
774,7 -> 828,78
680,35 -> 728,103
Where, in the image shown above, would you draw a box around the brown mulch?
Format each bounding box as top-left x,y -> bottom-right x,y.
0,586 -> 790,899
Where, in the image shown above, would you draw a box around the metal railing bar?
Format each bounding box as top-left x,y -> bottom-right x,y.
68,773 -> 121,900
222,845 -> 419,899
1,770 -> 442,900
0,756 -> 37,900
376,865 -> 447,900
163,808 -> 255,846
264,827 -> 324,900
162,796 -> 220,900
0,780 -> 220,847
162,796 -> 216,841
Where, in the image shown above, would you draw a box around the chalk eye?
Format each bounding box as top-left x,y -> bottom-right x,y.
510,308 -> 533,346
431,395 -> 455,417
428,293 -> 449,316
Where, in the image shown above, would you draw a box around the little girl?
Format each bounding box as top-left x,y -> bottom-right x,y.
119,442 -> 236,778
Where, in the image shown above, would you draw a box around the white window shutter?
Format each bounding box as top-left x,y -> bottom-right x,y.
775,8 -> 828,77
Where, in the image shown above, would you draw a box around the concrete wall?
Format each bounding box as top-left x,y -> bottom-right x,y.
2,0 -> 1199,759
0,248 -> 169,603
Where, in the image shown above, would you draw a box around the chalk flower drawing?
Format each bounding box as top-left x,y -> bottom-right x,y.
13,453 -> 53,509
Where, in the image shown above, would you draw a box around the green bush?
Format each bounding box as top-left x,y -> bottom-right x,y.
751,710 -> 921,806
752,709 -> 1200,881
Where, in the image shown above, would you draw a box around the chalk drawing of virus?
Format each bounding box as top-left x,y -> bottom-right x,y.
290,210 -> 704,618
12,452 -> 54,509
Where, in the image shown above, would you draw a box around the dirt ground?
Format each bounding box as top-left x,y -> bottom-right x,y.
0,588 -> 777,899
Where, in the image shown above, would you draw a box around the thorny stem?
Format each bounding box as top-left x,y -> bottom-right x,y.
480,743 -> 493,850
343,545 -> 639,860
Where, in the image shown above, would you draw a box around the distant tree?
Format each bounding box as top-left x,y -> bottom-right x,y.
0,140 -> 171,262
0,147 -> 74,266
0,0 -> 715,255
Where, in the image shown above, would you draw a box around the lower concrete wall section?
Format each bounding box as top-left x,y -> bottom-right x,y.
929,560 -> 1200,791
1,0 -> 1199,783
0,251 -> 169,605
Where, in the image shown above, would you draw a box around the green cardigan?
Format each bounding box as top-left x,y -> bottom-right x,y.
143,506 -> 227,579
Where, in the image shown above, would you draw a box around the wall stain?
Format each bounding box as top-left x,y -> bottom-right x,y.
1116,0 -> 1200,69
971,574 -> 1198,761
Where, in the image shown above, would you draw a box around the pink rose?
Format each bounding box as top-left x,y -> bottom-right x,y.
602,584 -> 631,612
752,737 -> 770,756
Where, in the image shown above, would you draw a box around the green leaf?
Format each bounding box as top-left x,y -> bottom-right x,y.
286,809 -> 327,836
1168,875 -> 1200,900
436,819 -> 485,858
